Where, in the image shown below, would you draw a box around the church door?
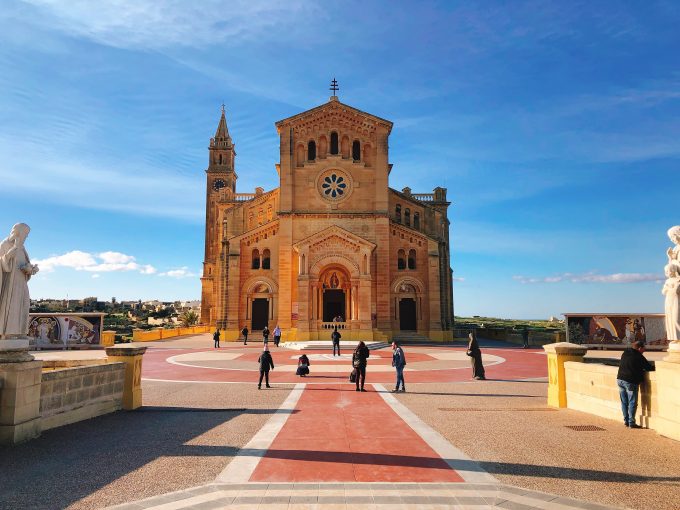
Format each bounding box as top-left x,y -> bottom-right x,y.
323,290 -> 345,322
251,298 -> 269,331
399,298 -> 417,331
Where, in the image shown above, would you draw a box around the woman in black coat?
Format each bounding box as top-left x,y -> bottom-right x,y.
296,354 -> 310,377
352,341 -> 370,391
467,331 -> 486,380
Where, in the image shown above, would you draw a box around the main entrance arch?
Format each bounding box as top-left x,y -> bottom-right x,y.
319,266 -> 350,322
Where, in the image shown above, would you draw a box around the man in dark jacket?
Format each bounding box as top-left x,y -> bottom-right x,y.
331,327 -> 341,356
257,346 -> 274,389
617,340 -> 654,428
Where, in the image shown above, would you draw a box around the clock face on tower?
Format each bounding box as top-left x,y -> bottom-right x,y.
213,179 -> 226,191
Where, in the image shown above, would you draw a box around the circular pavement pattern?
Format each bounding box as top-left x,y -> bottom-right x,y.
142,344 -> 547,384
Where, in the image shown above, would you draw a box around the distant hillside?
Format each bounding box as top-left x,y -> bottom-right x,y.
454,316 -> 564,331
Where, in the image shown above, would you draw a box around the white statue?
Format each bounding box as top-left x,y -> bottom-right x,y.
0,223 -> 39,338
662,225 -> 680,343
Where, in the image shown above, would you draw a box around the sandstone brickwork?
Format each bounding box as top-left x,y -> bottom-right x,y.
201,96 -> 454,341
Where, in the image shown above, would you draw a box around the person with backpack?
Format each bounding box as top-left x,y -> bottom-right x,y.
352,341 -> 370,392
241,326 -> 249,345
391,341 -> 406,392
213,328 -> 220,349
257,345 -> 274,389
331,327 -> 341,356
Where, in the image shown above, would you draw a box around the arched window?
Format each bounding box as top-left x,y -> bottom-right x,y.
319,136 -> 328,158
341,135 -> 350,158
414,212 -> 420,230
296,144 -> 304,167
262,249 -> 271,270
308,140 -> 316,161
330,132 -> 339,155
252,249 -> 260,270
397,249 -> 406,270
408,249 -> 416,270
352,140 -> 361,161
219,154 -> 223,164
404,208 -> 411,227
396,204 -> 401,223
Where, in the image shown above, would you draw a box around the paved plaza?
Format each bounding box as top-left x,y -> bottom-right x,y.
2,335 -> 679,509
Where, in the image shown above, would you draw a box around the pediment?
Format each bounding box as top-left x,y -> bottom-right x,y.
293,225 -> 376,253
276,99 -> 392,135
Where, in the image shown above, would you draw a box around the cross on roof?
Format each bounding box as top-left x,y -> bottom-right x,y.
221,103 -> 226,113
329,78 -> 339,96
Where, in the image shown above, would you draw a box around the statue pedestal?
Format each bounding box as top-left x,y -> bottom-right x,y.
543,342 -> 588,408
664,340 -> 680,363
0,337 -> 34,363
0,338 -> 42,444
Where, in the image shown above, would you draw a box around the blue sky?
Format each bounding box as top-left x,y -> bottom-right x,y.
1,1 -> 679,319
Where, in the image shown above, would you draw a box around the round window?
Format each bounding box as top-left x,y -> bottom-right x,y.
317,169 -> 352,202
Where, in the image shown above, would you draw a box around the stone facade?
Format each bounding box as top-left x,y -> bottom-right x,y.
201,97 -> 454,341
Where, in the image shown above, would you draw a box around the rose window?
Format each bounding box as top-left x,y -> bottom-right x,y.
321,173 -> 347,198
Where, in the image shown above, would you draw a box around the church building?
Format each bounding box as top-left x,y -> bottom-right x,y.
200,90 -> 454,341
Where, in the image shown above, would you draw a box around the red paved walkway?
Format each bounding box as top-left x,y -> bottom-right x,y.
249,384 -> 464,482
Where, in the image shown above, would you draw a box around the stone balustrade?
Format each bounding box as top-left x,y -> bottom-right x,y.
132,325 -> 211,342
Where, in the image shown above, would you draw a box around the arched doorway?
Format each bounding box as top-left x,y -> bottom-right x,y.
249,282 -> 271,331
393,280 -> 422,332
320,267 -> 350,322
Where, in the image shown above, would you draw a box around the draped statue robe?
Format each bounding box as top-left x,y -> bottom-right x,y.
0,239 -> 31,337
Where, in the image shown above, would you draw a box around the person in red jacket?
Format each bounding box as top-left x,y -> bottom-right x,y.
616,340 -> 654,428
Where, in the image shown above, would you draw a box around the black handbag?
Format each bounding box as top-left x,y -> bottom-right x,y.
349,369 -> 357,382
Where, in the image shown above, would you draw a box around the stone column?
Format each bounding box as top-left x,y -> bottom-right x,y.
105,346 -> 147,410
543,342 -> 587,408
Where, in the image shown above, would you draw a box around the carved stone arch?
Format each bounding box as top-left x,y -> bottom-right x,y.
309,255 -> 360,279
243,275 -> 279,294
392,276 -> 425,294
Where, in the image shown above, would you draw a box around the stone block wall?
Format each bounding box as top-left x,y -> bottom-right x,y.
39,362 -> 125,431
562,359 -> 680,441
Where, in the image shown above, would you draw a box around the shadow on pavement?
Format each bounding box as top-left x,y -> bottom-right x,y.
0,407 -> 282,510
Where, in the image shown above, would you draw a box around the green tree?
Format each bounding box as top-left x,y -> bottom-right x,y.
179,310 -> 199,327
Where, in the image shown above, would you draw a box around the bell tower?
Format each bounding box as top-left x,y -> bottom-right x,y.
201,105 -> 237,325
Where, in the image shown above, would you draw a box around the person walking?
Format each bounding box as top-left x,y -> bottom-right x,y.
273,325 -> 282,347
466,331 -> 486,380
257,345 -> 274,389
241,326 -> 249,345
296,353 -> 310,377
391,341 -> 406,392
617,340 -> 654,428
331,327 -> 341,356
522,327 -> 530,349
352,341 -> 370,392
262,325 -> 270,345
213,328 -> 221,349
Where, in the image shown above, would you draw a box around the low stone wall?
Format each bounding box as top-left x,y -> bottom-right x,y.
39,363 -> 125,431
132,325 -> 211,342
563,358 -> 680,441
454,327 -> 566,346
565,361 -> 656,425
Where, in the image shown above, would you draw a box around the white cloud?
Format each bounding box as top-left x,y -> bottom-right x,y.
453,276 -> 466,282
20,0 -> 319,50
91,274 -> 100,279
159,267 -> 197,279
513,272 -> 663,284
33,250 -> 156,275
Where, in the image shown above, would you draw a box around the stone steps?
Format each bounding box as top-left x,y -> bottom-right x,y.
282,340 -> 390,351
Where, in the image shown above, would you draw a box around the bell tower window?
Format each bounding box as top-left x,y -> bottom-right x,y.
414,212 -> 420,230
396,204 -> 401,223
408,249 -> 416,270
308,140 -> 316,161
252,249 -> 260,270
404,208 -> 411,227
262,249 -> 271,270
397,249 -> 406,270
330,132 -> 339,155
